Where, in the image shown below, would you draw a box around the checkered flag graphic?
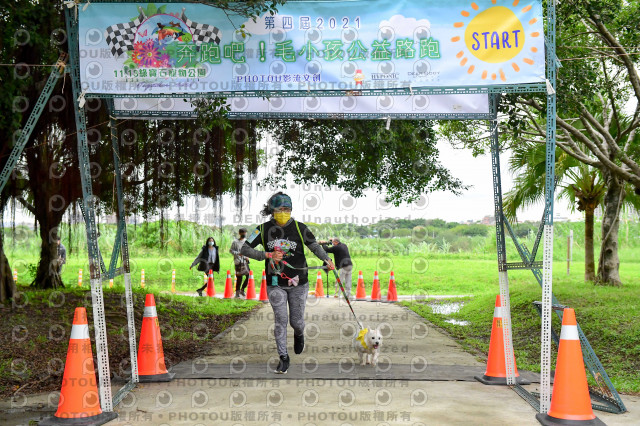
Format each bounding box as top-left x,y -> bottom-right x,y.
180,9 -> 222,45
105,9 -> 147,57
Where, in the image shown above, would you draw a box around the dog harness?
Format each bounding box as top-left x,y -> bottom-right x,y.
356,328 -> 370,350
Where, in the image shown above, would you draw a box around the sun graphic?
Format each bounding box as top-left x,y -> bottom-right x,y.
452,0 -> 540,81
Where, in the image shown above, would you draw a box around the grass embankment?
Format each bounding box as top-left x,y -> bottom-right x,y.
0,287 -> 260,398
403,266 -> 640,395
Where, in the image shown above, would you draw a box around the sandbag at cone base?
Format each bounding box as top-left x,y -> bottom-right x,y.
535,309 -> 604,426
475,295 -> 530,386
137,294 -> 175,382
39,307 -> 118,426
535,414 -> 606,426
39,412 -> 118,426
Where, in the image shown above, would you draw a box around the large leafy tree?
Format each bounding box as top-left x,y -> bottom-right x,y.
262,119 -> 466,203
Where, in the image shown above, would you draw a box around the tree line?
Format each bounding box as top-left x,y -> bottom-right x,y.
2,0 -> 639,302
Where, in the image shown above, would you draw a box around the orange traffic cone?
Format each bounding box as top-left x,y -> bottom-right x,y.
137,294 -> 174,382
245,270 -> 257,300
386,271 -> 398,302
40,307 -> 117,425
206,269 -> 215,297
315,270 -> 325,297
259,270 -> 269,302
223,270 -> 234,298
370,271 -> 381,301
536,308 -> 604,425
475,295 -> 529,385
355,270 -> 367,300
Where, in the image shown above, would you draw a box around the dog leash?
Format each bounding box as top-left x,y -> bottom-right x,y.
268,248 -> 363,331
330,268 -> 364,330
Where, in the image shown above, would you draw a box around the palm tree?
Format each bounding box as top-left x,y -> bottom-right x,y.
503,142 -> 605,281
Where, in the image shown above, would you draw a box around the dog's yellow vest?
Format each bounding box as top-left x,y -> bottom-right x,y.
356,328 -> 369,350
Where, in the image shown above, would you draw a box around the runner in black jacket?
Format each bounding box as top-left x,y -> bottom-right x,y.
241,192 -> 335,374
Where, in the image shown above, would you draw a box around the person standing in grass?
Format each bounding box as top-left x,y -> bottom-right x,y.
56,236 -> 66,274
241,192 -> 335,374
230,228 -> 250,298
320,237 -> 353,299
190,236 -> 220,296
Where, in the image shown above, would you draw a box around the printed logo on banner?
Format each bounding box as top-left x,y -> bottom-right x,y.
341,27 -> 358,43
341,61 -> 357,78
234,63 -> 250,77
305,28 -> 322,44
268,97 -> 286,112
86,61 -> 103,79
339,96 -> 357,112
270,60 -> 286,75
305,61 -> 322,75
158,98 -> 174,111
85,28 -> 102,46
232,98 -> 249,112
303,97 -> 321,112
376,96 -> 394,111
412,95 -> 430,111
121,98 -> 137,111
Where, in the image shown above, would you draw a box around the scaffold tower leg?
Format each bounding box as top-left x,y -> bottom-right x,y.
109,116 -> 140,407
489,95 -> 517,387
64,7 -> 113,413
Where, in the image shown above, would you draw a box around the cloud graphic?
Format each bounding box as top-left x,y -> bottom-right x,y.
379,15 -> 431,38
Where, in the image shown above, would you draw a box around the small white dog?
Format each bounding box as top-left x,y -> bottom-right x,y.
353,326 -> 383,366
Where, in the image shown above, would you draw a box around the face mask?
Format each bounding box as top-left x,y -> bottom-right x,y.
208,241 -> 214,246
273,211 -> 291,225
240,234 -> 246,240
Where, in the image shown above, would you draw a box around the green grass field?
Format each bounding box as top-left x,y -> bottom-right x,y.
7,245 -> 640,395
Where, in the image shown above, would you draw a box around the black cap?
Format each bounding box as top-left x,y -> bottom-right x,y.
239,228 -> 247,233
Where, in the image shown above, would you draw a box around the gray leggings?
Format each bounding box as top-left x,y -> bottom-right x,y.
267,282 -> 309,356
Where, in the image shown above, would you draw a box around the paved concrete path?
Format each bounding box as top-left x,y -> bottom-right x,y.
3,298 -> 639,425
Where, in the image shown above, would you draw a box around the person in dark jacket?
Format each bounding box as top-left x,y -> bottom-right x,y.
320,238 -> 353,298
241,192 -> 335,374
56,236 -> 67,274
190,236 -> 220,296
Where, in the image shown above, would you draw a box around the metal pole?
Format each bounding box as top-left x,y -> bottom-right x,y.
110,117 -> 139,390
567,235 -> 570,275
64,7 -> 113,412
489,94 -> 517,386
540,0 -> 558,414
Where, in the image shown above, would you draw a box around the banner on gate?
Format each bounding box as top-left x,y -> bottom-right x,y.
78,1 -> 545,95
112,94 -> 490,118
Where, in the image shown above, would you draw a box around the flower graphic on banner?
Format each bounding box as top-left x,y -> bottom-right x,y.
104,3 -> 221,70
132,40 -> 161,67
451,0 -> 539,81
